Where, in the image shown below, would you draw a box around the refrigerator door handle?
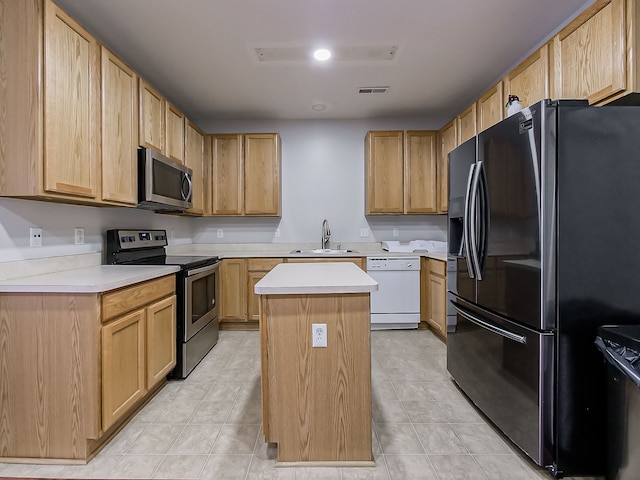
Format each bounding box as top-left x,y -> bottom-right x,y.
478,160 -> 490,275
451,301 -> 527,344
463,163 -> 476,279
469,161 -> 483,281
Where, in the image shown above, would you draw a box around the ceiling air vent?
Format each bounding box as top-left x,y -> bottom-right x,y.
358,87 -> 390,94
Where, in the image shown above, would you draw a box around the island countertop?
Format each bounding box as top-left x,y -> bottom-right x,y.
254,262 -> 378,295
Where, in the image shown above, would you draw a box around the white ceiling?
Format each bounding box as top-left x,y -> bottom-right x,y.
55,0 -> 593,125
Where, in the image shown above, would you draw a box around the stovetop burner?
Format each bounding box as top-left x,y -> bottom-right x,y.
105,229 -> 218,270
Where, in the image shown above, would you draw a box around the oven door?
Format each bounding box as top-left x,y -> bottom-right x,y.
184,262 -> 219,341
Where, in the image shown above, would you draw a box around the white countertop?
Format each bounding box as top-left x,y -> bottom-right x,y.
0,265 -> 179,293
255,262 -> 379,295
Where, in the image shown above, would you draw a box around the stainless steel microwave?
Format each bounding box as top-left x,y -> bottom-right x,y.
138,147 -> 193,211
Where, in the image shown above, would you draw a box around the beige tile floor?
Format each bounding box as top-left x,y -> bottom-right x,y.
0,329 -> 600,480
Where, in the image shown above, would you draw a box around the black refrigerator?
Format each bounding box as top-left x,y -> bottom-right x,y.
447,99 -> 640,478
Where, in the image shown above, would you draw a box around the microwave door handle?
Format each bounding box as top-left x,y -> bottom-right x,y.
181,173 -> 193,202
451,301 -> 527,344
468,161 -> 483,280
463,163 -> 476,279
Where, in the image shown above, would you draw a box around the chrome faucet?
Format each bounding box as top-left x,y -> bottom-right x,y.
321,219 -> 331,249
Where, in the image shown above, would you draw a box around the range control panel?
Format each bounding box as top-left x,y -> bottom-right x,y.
112,229 -> 168,250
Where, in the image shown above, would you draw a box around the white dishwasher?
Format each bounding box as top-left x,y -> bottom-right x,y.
367,256 -> 420,330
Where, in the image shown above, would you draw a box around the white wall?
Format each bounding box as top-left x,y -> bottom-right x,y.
0,198 -> 194,262
0,117 -> 447,263
195,118 -> 447,245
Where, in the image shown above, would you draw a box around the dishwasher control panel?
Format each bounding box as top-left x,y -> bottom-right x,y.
366,257 -> 420,270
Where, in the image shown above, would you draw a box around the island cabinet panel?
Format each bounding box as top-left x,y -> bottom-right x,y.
0,292 -> 101,460
260,293 -> 372,463
504,44 -> 550,109
101,47 -> 138,205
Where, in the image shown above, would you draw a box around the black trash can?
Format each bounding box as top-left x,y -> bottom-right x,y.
595,325 -> 640,480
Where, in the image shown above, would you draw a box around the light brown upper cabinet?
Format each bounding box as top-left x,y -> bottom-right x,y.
365,130 -> 438,215
101,47 -> 138,205
437,120 -> 457,214
0,0 -> 103,204
139,80 -> 165,153
404,131 -> 438,214
184,121 -> 206,215
477,82 -> 504,132
504,45 -> 550,108
210,133 -> 281,216
551,0 -> 626,104
139,79 -> 187,164
244,133 -> 281,216
457,104 -> 477,144
165,103 -> 185,164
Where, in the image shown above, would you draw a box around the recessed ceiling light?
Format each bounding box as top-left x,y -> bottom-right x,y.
313,48 -> 331,61
312,104 -> 326,111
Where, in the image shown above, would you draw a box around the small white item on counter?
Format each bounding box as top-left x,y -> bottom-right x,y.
381,240 -> 447,253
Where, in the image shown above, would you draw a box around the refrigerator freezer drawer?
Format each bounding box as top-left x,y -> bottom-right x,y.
447,299 -> 554,467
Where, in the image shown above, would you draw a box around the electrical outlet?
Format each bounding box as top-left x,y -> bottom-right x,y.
275,228 -> 280,238
30,227 -> 42,247
312,323 -> 327,348
170,229 -> 176,240
393,228 -> 399,237
217,229 -> 224,238
74,227 -> 85,245
360,228 -> 369,238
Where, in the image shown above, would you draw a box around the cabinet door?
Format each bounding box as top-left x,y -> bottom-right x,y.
211,134 -> 244,215
437,120 -> 457,214
185,121 -> 205,215
101,47 -> 138,205
220,258 -> 248,321
366,131 -> 404,214
247,271 -> 267,322
404,131 -> 437,213
428,272 -> 446,338
457,103 -> 477,144
139,80 -> 165,152
477,82 -> 504,133
146,295 -> 177,389
244,133 -> 281,216
43,0 -> 100,199
102,309 -> 146,430
504,45 -> 550,108
552,0 -> 625,104
165,102 -> 185,163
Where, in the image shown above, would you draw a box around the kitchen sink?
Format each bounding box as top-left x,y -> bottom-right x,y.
289,248 -> 359,254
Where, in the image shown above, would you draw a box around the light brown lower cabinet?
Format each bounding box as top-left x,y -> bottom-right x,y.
421,258 -> 447,339
0,274 -> 176,461
220,257 -> 366,330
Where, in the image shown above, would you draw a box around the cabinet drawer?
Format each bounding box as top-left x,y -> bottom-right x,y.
247,258 -> 283,272
102,275 -> 175,321
429,259 -> 446,277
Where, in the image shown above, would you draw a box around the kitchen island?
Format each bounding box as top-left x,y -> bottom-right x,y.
255,262 -> 378,465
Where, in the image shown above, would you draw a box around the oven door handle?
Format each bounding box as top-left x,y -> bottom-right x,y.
187,262 -> 220,277
451,301 -> 527,344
